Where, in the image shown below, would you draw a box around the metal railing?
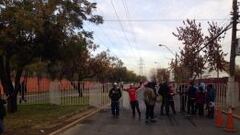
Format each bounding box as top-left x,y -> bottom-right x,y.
175,77 -> 229,108
0,78 -> 112,107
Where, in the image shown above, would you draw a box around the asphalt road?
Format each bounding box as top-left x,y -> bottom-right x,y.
60,106 -> 240,135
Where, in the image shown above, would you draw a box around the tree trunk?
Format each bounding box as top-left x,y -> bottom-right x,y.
0,56 -> 24,113
11,68 -> 23,112
0,56 -> 18,113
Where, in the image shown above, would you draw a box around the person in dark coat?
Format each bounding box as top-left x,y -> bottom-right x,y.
195,86 -> 206,116
109,83 -> 122,118
158,82 -> 169,115
187,81 -> 197,115
0,98 -> 6,135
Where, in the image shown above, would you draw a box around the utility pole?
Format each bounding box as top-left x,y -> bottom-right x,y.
227,0 -> 238,108
230,0 -> 238,76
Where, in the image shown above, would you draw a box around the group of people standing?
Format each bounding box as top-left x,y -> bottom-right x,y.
109,81 -> 216,123
108,81 -> 177,123
179,82 -> 216,118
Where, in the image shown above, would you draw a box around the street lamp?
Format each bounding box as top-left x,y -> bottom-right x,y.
158,44 -> 178,82
158,44 -> 176,56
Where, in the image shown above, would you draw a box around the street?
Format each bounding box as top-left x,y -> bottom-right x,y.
60,106 -> 240,135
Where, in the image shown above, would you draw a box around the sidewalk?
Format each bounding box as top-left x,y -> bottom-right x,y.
223,107 -> 240,119
233,107 -> 240,118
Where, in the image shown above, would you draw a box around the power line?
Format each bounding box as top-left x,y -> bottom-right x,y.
194,22 -> 232,55
104,18 -> 230,22
85,24 -> 141,70
84,25 -> 119,57
110,0 -> 139,58
121,0 -> 143,66
121,0 -> 140,56
97,26 -> 137,64
89,4 -> 140,67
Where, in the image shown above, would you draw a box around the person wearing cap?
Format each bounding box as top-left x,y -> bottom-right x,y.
109,82 -> 122,118
124,83 -> 141,119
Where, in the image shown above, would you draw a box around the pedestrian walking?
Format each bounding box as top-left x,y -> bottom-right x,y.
0,98 -> 6,135
206,84 -> 216,119
166,84 -> 176,115
124,83 -> 141,119
143,82 -> 157,123
158,82 -> 169,115
187,81 -> 197,115
109,82 -> 122,118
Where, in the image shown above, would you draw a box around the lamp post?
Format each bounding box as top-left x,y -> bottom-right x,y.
158,44 -> 178,82
158,44 -> 176,56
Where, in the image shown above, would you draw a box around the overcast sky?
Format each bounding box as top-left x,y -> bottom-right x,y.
85,0 -> 240,76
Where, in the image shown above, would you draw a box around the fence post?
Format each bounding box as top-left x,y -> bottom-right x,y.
49,80 -> 61,105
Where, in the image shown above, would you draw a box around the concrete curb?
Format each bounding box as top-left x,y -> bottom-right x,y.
48,104 -> 109,135
222,111 -> 240,120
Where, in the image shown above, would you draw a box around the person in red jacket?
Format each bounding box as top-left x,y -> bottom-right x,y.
124,83 -> 141,119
